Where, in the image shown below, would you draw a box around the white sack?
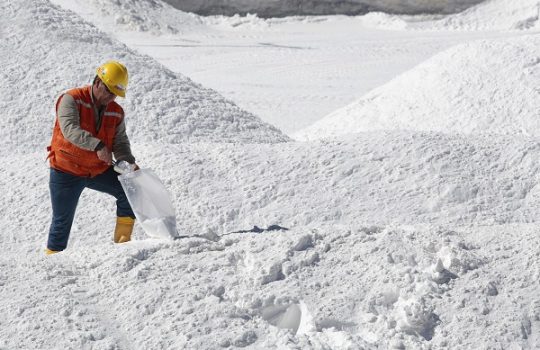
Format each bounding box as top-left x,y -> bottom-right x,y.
118,168 -> 178,239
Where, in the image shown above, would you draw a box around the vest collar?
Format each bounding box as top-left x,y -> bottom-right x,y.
90,84 -> 97,106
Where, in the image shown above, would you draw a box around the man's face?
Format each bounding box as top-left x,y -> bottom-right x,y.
94,79 -> 117,106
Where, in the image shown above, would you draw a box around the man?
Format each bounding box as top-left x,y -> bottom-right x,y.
45,61 -> 137,254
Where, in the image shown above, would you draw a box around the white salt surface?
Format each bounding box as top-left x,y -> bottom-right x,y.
2,0 -> 540,349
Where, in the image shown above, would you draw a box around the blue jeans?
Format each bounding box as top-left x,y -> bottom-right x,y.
47,167 -> 135,251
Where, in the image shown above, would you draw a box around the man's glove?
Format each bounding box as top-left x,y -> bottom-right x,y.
96,145 -> 112,165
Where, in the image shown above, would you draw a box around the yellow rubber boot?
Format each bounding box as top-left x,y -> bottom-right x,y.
45,248 -> 60,255
114,216 -> 135,243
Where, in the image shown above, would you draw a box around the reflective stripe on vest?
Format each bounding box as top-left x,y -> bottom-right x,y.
104,111 -> 123,118
74,99 -> 92,109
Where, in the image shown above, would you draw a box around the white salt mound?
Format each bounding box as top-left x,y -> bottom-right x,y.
295,34 -> 540,140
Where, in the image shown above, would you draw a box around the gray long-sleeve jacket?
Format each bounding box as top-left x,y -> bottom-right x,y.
57,93 -> 136,164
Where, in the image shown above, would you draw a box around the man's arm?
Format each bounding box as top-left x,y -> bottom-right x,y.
113,119 -> 136,164
57,94 -> 102,151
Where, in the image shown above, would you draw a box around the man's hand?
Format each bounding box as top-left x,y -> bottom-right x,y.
97,146 -> 112,165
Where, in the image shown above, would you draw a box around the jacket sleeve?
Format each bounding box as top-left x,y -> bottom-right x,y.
112,119 -> 136,164
57,94 -> 102,151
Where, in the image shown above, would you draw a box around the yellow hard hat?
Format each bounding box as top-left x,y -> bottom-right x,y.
96,61 -> 128,97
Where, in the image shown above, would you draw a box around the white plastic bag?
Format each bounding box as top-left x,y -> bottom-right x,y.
118,167 -> 178,239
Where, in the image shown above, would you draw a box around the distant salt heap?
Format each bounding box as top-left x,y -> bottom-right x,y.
295,34 -> 540,140
434,0 -> 540,31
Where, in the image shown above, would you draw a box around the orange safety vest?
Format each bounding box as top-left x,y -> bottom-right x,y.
47,85 -> 124,177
